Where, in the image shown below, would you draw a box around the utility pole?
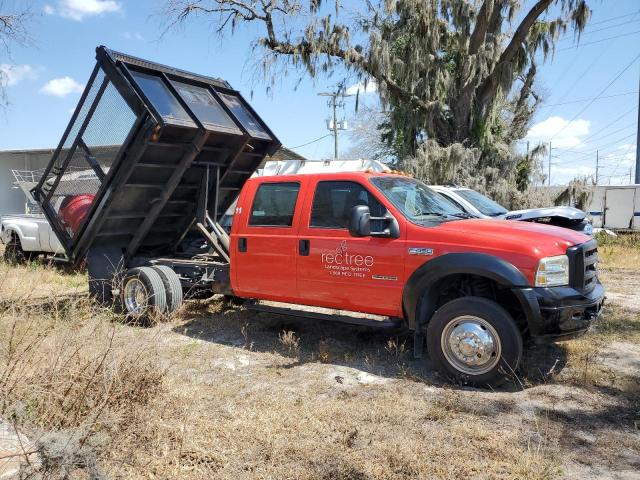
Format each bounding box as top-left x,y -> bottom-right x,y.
548,141 -> 552,186
318,89 -> 353,160
595,150 -> 599,185
635,70 -> 640,184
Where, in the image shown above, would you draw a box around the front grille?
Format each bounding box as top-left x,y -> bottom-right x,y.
567,239 -> 598,292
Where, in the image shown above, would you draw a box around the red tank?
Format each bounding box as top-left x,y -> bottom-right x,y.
60,194 -> 95,234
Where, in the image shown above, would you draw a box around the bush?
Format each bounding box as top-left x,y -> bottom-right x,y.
0,296 -> 163,477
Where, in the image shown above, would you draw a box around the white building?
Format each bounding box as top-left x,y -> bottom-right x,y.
586,185 -> 640,231
0,146 -> 306,217
0,148 -> 55,216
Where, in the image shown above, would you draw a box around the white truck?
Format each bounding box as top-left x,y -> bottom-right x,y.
0,214 -> 65,262
0,169 -> 65,263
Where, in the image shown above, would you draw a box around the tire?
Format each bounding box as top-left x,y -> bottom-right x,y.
426,296 -> 523,388
120,267 -> 168,322
151,266 -> 184,315
3,236 -> 30,264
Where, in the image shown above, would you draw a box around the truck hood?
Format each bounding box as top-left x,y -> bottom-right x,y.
500,206 -> 586,222
434,218 -> 589,255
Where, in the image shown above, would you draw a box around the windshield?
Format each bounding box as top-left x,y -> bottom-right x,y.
370,176 -> 466,224
455,189 -> 508,216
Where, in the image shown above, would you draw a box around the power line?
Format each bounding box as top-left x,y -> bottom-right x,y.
606,142 -> 635,180
557,30 -> 640,51
289,133 -> 332,150
543,38 -> 619,118
541,10 -> 640,116
550,52 -> 640,140
574,105 -> 638,145
551,132 -> 638,165
587,11 -> 640,26
539,91 -> 637,108
582,122 -> 636,146
558,19 -> 640,42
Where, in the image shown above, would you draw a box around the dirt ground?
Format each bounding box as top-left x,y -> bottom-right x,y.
0,243 -> 638,479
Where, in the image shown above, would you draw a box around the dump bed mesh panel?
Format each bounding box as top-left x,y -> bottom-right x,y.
39,68 -> 137,244
34,46 -> 281,262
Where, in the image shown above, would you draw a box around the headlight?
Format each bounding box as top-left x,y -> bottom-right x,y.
535,255 -> 569,287
583,222 -> 593,236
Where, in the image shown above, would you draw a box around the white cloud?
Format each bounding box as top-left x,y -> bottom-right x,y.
346,79 -> 377,96
44,0 -> 121,21
526,116 -> 591,149
604,144 -> 636,166
40,77 -> 85,97
0,64 -> 36,87
121,31 -> 144,41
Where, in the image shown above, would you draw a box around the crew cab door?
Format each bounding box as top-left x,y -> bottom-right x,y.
296,179 -> 405,317
231,180 -> 303,302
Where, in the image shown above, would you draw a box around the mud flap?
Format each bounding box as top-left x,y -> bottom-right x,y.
87,246 -> 125,305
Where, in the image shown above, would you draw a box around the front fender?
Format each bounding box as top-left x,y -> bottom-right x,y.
402,253 -> 529,330
0,222 -> 38,251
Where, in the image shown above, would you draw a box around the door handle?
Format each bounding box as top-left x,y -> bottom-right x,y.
238,237 -> 247,252
299,239 -> 310,256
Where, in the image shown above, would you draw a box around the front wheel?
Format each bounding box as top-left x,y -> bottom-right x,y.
3,237 -> 32,265
426,297 -> 523,387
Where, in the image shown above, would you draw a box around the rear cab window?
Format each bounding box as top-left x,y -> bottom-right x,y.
310,181 -> 387,230
249,182 -> 300,227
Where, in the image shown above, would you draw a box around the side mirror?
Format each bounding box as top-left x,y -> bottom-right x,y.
349,205 -> 371,237
349,205 -> 400,239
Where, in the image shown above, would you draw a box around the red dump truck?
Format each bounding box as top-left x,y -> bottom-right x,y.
32,47 -> 604,386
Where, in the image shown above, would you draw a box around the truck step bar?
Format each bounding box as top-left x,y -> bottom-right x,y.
244,300 -> 404,329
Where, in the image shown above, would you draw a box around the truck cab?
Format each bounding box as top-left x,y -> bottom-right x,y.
230,172 -> 604,385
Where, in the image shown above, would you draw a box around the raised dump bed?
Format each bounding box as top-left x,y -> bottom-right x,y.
33,46 -> 280,266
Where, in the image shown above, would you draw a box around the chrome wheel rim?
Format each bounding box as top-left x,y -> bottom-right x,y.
441,316 -> 501,375
123,278 -> 149,316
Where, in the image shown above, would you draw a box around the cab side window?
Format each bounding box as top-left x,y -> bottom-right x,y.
310,181 -> 386,229
249,182 -> 300,227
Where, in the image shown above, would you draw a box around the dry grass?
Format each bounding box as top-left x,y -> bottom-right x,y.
0,242 -> 638,478
0,245 -> 86,303
0,294 -> 164,478
278,329 -> 301,358
596,232 -> 640,270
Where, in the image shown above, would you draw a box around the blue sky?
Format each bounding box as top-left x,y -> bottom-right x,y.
0,0 -> 638,186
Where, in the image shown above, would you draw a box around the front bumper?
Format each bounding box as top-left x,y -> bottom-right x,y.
512,281 -> 605,343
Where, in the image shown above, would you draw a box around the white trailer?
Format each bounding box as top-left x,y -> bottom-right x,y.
586,185 -> 640,231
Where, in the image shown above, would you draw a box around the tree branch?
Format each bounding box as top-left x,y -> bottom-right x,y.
468,0 -> 492,55
476,0 -> 553,111
263,36 -> 440,114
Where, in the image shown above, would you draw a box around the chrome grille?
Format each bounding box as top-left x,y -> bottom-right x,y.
567,240 -> 598,292
583,245 -> 598,289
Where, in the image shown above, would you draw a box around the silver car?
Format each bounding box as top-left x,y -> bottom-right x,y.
430,185 -> 593,235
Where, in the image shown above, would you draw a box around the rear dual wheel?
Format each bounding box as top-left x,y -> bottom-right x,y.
120,266 -> 183,322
